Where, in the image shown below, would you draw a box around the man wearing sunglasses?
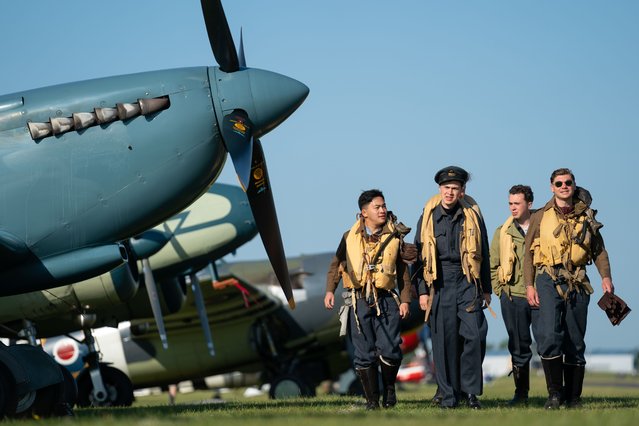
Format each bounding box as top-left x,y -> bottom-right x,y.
523,168 -> 614,409
413,166 -> 491,409
490,185 -> 538,406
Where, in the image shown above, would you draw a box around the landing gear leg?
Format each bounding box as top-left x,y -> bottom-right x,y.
81,327 -> 110,405
73,318 -> 132,408
18,320 -> 38,346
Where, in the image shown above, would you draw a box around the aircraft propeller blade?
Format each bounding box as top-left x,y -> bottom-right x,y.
238,28 -> 246,68
200,0 -> 239,73
190,273 -> 216,357
141,258 -> 169,349
246,139 -> 295,309
221,111 -> 254,190
201,1 -> 304,309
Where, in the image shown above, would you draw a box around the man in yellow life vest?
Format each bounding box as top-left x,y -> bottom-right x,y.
324,189 -> 411,410
489,184 -> 538,406
523,168 -> 614,409
413,166 -> 491,409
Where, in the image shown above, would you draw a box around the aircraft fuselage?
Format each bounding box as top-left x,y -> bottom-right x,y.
0,67 -> 226,293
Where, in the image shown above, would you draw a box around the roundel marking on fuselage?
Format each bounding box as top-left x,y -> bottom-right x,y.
53,338 -> 80,366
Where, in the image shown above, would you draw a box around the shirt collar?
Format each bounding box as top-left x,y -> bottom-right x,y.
357,219 -> 392,236
513,220 -> 527,237
434,202 -> 462,221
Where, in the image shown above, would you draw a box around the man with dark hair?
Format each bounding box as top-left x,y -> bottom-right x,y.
357,189 -> 384,210
490,184 -> 537,405
324,189 -> 411,410
413,166 -> 491,409
524,168 -> 614,409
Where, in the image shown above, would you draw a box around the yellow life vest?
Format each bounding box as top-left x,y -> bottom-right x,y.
420,194 -> 483,286
533,208 -> 591,268
342,219 -> 400,292
497,216 -> 516,284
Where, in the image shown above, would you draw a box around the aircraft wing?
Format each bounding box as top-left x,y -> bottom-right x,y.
0,229 -> 128,297
0,230 -> 31,268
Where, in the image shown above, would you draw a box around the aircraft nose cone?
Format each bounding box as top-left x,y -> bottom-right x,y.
247,69 -> 309,137
211,67 -> 309,138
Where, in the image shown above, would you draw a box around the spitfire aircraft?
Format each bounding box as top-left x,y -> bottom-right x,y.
0,0 -> 307,418
1,182 -> 258,408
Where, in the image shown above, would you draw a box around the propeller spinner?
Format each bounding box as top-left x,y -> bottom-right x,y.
201,0 -> 307,308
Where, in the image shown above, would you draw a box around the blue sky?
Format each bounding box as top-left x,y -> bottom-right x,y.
1,1 -> 638,351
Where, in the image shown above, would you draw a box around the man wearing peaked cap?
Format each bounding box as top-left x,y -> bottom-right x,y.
412,166 -> 491,409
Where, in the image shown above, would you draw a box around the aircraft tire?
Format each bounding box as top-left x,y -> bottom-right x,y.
24,383 -> 59,419
0,367 -> 18,418
268,375 -> 315,399
58,365 -> 78,409
10,365 -> 76,419
76,365 -> 134,407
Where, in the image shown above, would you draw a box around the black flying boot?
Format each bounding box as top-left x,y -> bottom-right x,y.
431,385 -> 443,406
466,393 -> 482,409
356,367 -> 380,410
508,363 -> 530,406
380,362 -> 400,408
562,363 -> 572,406
564,364 -> 585,408
542,358 -> 563,409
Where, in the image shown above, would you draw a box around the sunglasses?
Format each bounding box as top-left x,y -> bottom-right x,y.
554,180 -> 573,188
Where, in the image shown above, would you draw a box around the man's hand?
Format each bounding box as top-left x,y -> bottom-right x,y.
419,294 -> 429,311
602,277 -> 614,294
483,293 -> 491,306
324,292 -> 335,310
399,302 -> 410,319
526,286 -> 539,307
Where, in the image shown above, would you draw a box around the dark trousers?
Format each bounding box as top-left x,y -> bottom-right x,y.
535,272 -> 589,365
431,267 -> 487,407
500,292 -> 538,367
349,292 -> 402,369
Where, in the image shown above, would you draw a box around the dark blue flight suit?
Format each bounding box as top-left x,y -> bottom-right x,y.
414,202 -> 491,408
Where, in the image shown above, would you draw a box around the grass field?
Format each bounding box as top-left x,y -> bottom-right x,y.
11,372 -> 638,425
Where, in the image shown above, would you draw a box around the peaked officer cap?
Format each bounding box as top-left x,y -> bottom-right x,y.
434,166 -> 469,185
